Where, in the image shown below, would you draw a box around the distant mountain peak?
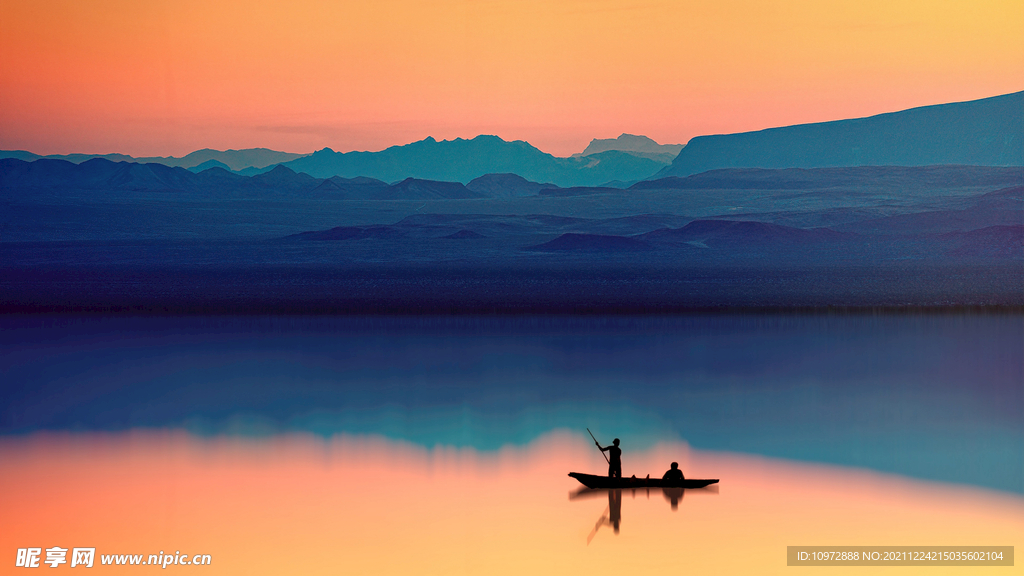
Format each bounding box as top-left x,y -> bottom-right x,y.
466,173 -> 557,198
267,164 -> 296,175
187,159 -> 232,173
582,134 -> 683,158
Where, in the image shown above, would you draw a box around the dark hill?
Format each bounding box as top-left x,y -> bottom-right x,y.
289,225 -> 405,241
188,159 -> 232,173
0,157 -> 501,200
525,233 -> 651,252
657,91 -> 1024,178
0,158 -> 204,192
0,148 -> 306,171
640,220 -> 847,245
538,186 -> 622,197
466,173 -> 556,197
249,165 -> 320,193
834,185 -> 1024,235
943,225 -> 1024,259
443,229 -> 486,239
383,178 -> 483,200
310,176 -> 389,199
191,166 -> 247,189
635,165 -> 1024,191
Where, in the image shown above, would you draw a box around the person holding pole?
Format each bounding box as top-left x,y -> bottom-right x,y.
595,437 -> 622,478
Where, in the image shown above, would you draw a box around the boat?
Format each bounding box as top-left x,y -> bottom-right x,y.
569,472 -> 718,489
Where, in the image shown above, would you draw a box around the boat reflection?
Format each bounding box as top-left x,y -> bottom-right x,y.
570,484 -> 719,542
663,487 -> 683,510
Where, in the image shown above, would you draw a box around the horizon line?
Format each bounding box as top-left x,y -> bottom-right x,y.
4,88 -> 1021,160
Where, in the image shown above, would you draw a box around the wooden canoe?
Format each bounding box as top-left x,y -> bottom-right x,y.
569,472 -> 718,489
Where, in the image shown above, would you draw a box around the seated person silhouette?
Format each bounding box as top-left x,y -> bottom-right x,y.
596,438 -> 622,478
662,462 -> 685,482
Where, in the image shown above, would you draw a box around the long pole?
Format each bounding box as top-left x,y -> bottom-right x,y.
587,428 -> 610,464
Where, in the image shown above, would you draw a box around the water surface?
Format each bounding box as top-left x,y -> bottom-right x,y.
2,313 -> 1020,492
2,313 -> 1022,574
1,432 -> 1021,575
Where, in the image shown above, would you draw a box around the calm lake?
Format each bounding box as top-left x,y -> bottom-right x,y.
1,313 -> 1022,574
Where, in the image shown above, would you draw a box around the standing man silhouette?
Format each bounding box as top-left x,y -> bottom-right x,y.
597,438 -> 622,478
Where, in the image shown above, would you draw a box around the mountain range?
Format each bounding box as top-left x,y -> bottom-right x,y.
3,155 -> 1020,310
0,148 -> 306,172
0,158 -> 495,200
277,135 -> 668,187
0,136 -> 675,188
658,90 -> 1024,177
3,90 -> 1020,187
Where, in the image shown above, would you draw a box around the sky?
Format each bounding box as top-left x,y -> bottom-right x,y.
1,0 -> 1022,157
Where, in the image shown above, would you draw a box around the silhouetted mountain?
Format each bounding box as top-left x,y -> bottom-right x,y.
466,173 -> 556,197
383,178 -> 483,200
537,185 -> 622,197
310,176 -> 390,199
580,151 -> 667,184
0,158 -> 202,192
279,135 -> 665,186
390,213 -> 588,236
188,159 -> 232,173
290,225 -> 407,241
0,148 -> 307,171
173,148 -> 307,170
0,157 -> 514,200
525,233 -> 651,252
657,91 -> 1024,178
579,134 -> 682,163
0,157 -> 316,195
443,229 -> 487,239
248,165 -> 320,193
5,160 -> 1023,310
634,165 -> 1024,191
286,214 -> 603,245
943,225 -> 1024,259
639,220 -> 848,246
837,185 -> 1024,235
0,150 -> 46,162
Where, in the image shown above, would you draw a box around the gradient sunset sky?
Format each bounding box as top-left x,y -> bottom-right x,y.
2,0 -> 1022,157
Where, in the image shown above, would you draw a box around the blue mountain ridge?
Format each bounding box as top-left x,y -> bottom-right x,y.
279,135 -> 667,186
658,91 -> 1024,177
4,90 -> 1019,185
0,158 -> 525,199
0,148 -> 306,171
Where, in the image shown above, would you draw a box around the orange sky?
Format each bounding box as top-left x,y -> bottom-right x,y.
1,0 -> 1022,157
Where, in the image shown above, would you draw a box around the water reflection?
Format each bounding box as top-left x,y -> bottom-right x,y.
581,490 -> 621,543
663,487 -> 683,510
570,483 -> 719,543
1,431 -> 1021,575
1,313 -> 1019,492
